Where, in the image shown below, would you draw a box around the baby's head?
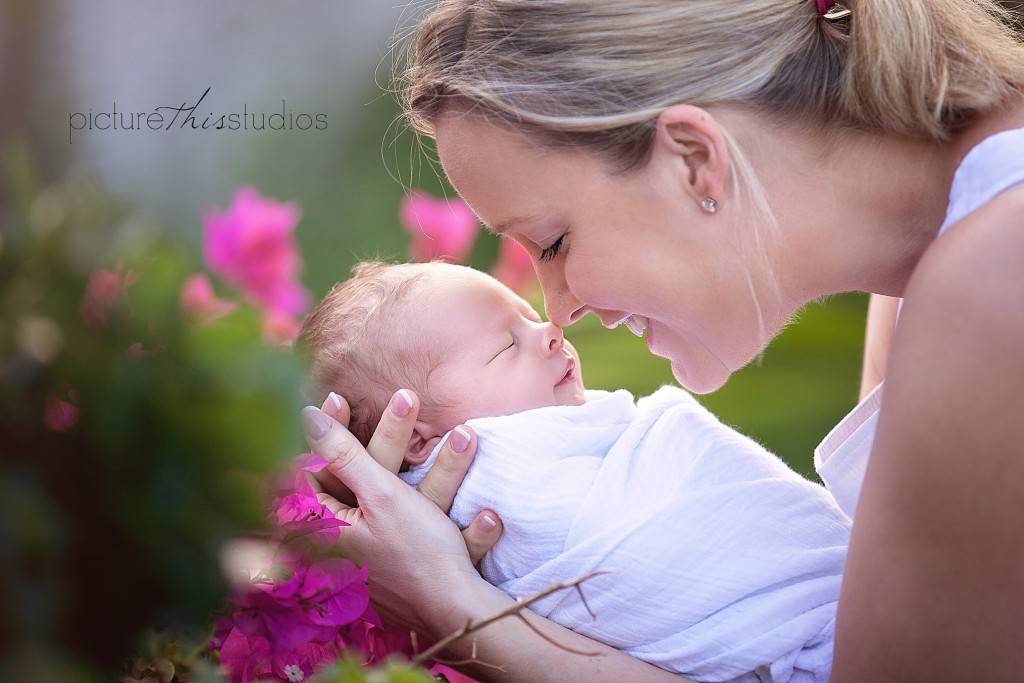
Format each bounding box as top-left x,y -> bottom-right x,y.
297,260 -> 586,462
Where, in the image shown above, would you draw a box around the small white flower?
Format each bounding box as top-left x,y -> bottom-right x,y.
283,664 -> 305,682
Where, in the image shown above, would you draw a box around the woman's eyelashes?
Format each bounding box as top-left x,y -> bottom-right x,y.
539,234 -> 565,263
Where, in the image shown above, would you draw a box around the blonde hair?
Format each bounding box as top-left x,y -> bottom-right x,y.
404,0 -> 1024,153
401,0 -> 1024,351
296,261 -> 451,446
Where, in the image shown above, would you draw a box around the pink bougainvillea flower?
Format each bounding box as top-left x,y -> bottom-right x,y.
272,458 -> 348,545
294,453 -> 328,473
219,627 -> 335,683
269,642 -> 336,682
80,261 -> 138,329
43,392 -> 79,432
179,273 -> 237,323
273,489 -> 348,545
399,192 -> 479,263
261,309 -> 302,346
203,187 -> 310,317
338,618 -> 414,666
294,558 -> 369,630
490,237 -> 537,296
218,627 -> 274,683
229,558 -> 368,653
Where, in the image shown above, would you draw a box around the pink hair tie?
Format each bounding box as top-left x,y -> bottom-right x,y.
816,0 -> 835,14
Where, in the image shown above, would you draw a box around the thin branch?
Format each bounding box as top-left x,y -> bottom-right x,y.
410,570 -> 612,667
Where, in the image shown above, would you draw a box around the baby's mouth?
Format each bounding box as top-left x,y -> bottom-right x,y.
557,355 -> 576,386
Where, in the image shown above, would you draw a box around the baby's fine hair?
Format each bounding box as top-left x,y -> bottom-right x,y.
296,260 -> 449,446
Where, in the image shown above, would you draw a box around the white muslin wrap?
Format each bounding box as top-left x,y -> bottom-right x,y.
400,386 -> 851,682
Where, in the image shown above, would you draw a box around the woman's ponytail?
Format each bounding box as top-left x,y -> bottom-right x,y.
842,0 -> 1024,140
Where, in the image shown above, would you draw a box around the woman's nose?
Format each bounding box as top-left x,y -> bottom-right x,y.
536,264 -> 588,327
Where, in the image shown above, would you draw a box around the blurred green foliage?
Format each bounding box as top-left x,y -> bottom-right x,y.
0,173 -> 305,679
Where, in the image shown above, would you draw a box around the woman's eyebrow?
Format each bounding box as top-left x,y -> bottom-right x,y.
492,214 -> 538,235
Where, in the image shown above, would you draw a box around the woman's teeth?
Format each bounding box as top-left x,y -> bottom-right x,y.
625,315 -> 648,337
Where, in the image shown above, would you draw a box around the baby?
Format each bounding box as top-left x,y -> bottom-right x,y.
297,260 -> 851,683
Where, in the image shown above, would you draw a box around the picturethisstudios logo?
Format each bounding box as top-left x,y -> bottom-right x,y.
68,88 -> 328,144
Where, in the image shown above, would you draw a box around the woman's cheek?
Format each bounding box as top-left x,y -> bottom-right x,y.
564,257 -> 610,308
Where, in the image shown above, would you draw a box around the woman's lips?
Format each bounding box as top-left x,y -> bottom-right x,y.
604,314 -> 649,338
624,315 -> 648,337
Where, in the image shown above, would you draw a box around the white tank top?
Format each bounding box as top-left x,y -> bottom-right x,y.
814,127 -> 1024,518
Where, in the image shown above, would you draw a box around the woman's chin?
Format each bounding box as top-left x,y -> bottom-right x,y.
670,358 -> 730,395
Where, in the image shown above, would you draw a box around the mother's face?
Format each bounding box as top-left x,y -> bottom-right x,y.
434,111 -> 780,394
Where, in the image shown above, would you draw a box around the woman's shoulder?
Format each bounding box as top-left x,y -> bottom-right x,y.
911,184 -> 1024,314
882,184 -> 1024,432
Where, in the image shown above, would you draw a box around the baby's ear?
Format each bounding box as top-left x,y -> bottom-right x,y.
404,421 -> 445,467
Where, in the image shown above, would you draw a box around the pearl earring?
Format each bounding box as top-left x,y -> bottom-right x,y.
700,197 -> 718,214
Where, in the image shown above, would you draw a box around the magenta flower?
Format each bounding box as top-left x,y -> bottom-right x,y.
219,627 -> 272,683
399,192 -> 479,263
272,454 -> 348,545
338,618 -> 414,665
273,488 -> 348,546
261,309 -> 303,346
491,237 -> 537,295
80,262 -> 137,329
179,273 -> 237,323
268,642 -> 336,682
294,453 -> 329,472
203,187 -> 310,318
230,558 -> 369,652
43,392 -> 79,432
219,627 -> 336,683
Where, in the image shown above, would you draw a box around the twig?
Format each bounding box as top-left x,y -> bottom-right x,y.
410,570 -> 612,667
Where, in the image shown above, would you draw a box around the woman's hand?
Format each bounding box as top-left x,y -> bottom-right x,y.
303,391 -> 686,682
300,389 -> 503,634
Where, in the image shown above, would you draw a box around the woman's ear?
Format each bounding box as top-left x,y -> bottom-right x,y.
652,104 -> 730,207
404,420 -> 445,467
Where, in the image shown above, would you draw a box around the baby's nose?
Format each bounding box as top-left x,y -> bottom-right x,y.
542,322 -> 564,354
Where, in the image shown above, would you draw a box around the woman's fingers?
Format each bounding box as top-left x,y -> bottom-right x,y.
464,509 -> 503,565
301,406 -> 397,511
312,393 -> 359,504
320,391 -> 351,426
366,389 -> 418,474
416,425 -> 476,513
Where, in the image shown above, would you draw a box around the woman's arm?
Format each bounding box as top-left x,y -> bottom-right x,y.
831,191 -> 1024,682
303,393 -> 688,683
859,294 -> 901,400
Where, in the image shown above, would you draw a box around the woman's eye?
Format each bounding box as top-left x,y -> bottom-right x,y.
539,235 -> 564,263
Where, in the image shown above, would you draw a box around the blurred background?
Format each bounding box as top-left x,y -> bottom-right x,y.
6,0 -> 1020,679
1,0 -> 872,475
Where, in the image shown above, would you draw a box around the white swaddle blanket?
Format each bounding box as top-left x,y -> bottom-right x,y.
400,386 -> 851,682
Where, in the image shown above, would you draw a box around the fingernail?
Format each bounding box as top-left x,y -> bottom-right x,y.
327,391 -> 342,412
481,514 -> 497,530
450,426 -> 471,453
301,406 -> 331,441
391,389 -> 412,418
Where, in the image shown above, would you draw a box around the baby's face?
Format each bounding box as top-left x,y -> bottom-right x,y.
412,265 -> 586,429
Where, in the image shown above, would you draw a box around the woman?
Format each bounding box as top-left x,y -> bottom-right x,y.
302,0 -> 1024,680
